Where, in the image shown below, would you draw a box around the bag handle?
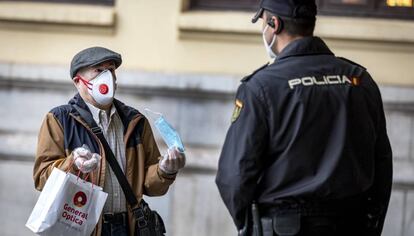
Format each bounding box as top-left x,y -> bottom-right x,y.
67,153 -> 96,188
72,104 -> 139,207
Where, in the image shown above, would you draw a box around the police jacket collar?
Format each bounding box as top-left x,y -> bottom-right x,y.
277,36 -> 333,61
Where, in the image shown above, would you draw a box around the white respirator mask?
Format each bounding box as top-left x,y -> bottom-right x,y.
78,70 -> 116,106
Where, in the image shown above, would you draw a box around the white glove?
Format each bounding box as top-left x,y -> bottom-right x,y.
72,145 -> 101,173
159,147 -> 186,174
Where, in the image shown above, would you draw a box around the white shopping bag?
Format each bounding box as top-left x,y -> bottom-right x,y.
26,167 -> 108,236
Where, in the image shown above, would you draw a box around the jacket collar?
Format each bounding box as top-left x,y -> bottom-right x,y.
68,93 -> 141,130
276,36 -> 333,61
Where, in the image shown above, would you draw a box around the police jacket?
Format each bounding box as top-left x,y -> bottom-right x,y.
215,37 -> 393,232
34,93 -> 176,236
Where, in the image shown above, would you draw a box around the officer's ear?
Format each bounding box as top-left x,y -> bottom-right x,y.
269,16 -> 283,35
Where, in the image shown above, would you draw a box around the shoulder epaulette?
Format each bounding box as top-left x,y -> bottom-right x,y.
241,62 -> 269,82
337,57 -> 366,70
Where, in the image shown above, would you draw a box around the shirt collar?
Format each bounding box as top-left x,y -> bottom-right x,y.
85,102 -> 116,125
276,36 -> 334,61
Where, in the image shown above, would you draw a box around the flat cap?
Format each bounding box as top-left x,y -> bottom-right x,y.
70,46 -> 122,78
252,0 -> 317,23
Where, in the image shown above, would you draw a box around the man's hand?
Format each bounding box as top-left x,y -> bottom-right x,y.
72,146 -> 101,173
159,147 -> 186,174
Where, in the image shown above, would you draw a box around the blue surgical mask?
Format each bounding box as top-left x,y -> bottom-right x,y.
154,116 -> 185,152
145,109 -> 185,152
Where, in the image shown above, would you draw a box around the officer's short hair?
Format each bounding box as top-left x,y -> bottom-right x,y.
265,10 -> 315,37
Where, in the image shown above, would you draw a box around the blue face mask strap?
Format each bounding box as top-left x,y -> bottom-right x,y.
144,108 -> 163,120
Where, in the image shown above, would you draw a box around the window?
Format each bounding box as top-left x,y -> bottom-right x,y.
317,0 -> 414,19
190,0 -> 258,11
0,0 -> 114,6
189,0 -> 414,20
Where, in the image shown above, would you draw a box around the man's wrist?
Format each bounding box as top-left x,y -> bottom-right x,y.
157,165 -> 177,179
159,165 -> 178,175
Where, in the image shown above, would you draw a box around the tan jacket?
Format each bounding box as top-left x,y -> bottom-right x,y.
33,94 -> 176,235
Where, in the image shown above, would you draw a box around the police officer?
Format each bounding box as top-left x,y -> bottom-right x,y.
215,1 -> 393,235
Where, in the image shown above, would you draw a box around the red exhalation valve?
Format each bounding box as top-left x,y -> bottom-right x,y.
99,84 -> 109,94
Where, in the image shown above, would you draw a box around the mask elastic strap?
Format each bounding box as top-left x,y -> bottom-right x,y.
263,25 -> 269,38
77,76 -> 93,90
263,25 -> 277,48
269,34 -> 276,48
144,108 -> 163,116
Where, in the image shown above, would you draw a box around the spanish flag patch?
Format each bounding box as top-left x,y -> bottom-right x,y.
231,99 -> 243,123
352,77 -> 360,86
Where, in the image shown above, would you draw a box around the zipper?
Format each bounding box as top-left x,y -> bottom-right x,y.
123,114 -> 143,150
123,114 -> 143,166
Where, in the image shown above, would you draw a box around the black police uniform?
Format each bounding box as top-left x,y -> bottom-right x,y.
215,36 -> 392,236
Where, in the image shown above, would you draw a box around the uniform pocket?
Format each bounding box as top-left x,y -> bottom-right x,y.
273,212 -> 301,236
260,217 -> 274,236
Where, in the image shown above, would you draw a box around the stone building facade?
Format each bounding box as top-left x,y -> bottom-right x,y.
0,0 -> 413,235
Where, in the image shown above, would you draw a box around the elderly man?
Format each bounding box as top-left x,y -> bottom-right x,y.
34,46 -> 185,236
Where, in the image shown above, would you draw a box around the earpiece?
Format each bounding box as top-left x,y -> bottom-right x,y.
267,16 -> 283,35
267,18 -> 275,28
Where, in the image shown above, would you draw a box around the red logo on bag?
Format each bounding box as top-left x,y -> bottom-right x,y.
73,191 -> 87,207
